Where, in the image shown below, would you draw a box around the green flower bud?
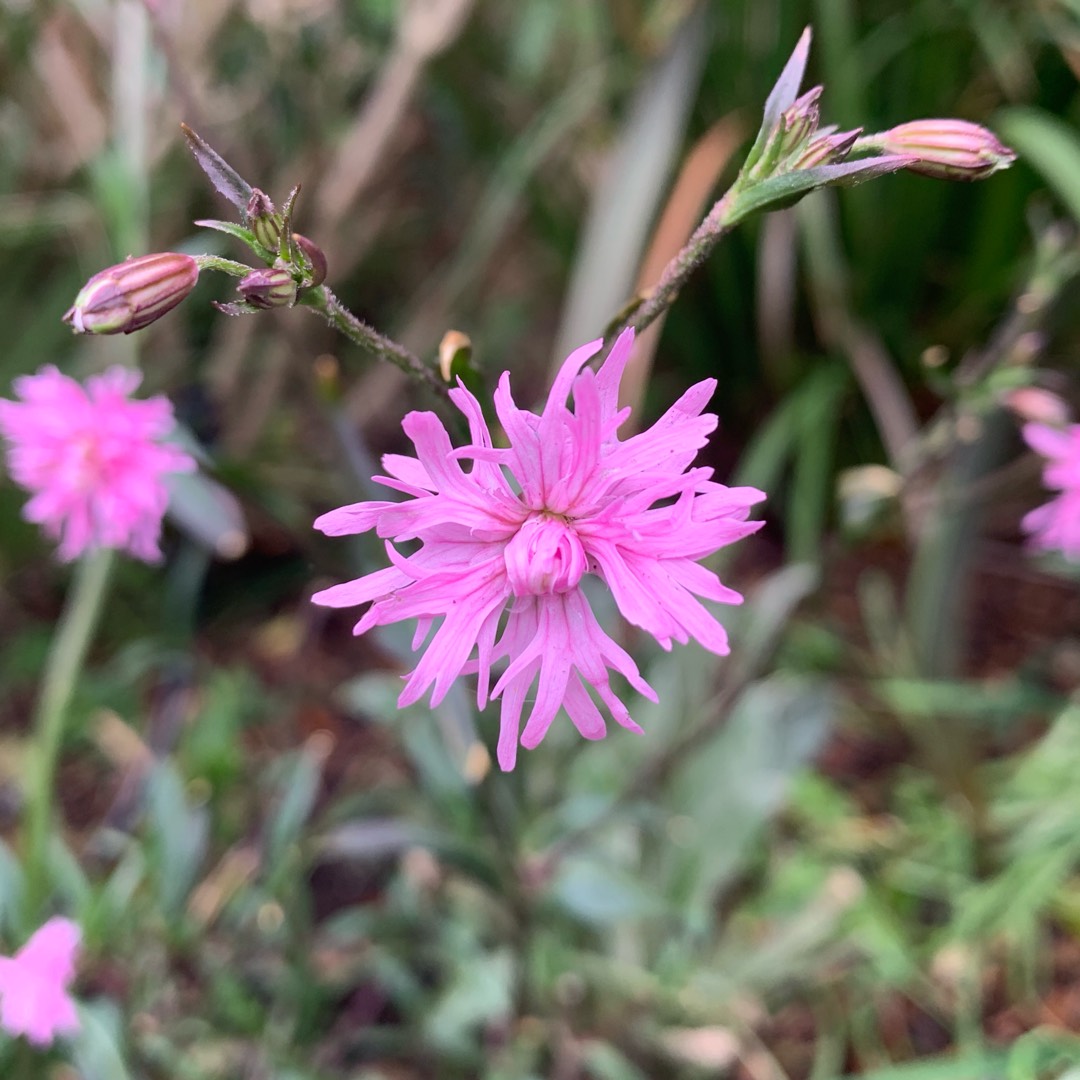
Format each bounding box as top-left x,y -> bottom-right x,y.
236,266 -> 297,309
291,233 -> 328,287
63,253 -> 199,335
780,85 -> 822,152
790,126 -> 861,170
246,189 -> 283,251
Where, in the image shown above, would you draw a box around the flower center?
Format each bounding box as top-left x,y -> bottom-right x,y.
72,434 -> 105,487
504,512 -> 586,597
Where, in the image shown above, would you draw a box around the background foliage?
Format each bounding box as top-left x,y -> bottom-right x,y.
4,0 -> 1080,1077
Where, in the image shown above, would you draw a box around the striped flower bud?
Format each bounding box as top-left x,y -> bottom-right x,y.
63,253 -> 199,335
780,85 -> 823,151
791,126 -> 861,170
871,119 -> 1015,181
246,189 -> 283,252
236,266 -> 297,309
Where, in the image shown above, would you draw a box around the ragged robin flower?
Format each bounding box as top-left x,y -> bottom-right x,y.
313,329 -> 765,770
0,918 -> 81,1047
1021,422 -> 1080,561
0,366 -> 195,561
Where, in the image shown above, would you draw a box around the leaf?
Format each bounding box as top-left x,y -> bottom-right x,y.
212,300 -> 261,316
181,123 -> 254,213
581,1040 -> 650,1080
788,364 -> 850,562
279,183 -> 302,256
846,1051 -> 1009,1080
665,675 -> 834,926
146,761 -> 209,918
72,1000 -> 134,1080
552,856 -> 665,926
316,818 -> 427,862
0,840 -> 25,937
762,27 -> 812,130
425,950 -> 516,1049
996,106 -> 1080,224
552,4 -> 710,357
737,562 -> 821,672
194,218 -> 272,259
730,155 -> 915,223
265,740 -> 326,871
875,676 -> 1052,723
743,27 -> 812,173
166,468 -> 249,560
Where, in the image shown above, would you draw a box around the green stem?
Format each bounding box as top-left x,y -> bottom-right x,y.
605,187 -> 739,347
300,285 -> 448,398
194,254 -> 255,277
24,548 -> 114,916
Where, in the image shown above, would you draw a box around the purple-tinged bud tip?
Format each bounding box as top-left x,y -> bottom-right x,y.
874,119 -> 1016,181
236,266 -> 298,309
782,85 -> 823,148
246,188 -> 283,251
63,253 -> 199,335
791,126 -> 862,170
292,233 -> 328,287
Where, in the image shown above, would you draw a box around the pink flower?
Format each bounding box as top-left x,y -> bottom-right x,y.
0,365 -> 196,562
313,329 -> 765,770
0,917 -> 81,1046
1022,422 -> 1080,560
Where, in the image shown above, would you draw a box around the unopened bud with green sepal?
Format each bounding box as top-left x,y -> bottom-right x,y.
859,119 -> 1016,181
63,252 -> 199,335
291,233 -> 327,287
780,86 -> 823,153
246,189 -> 283,252
237,266 -> 297,309
790,126 -> 861,171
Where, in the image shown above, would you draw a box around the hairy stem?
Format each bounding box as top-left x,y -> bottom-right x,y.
300,285 -> 447,398
605,187 -> 739,346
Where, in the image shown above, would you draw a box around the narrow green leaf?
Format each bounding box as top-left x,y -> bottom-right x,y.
731,155 -> 914,223
744,26 -> 813,173
194,218 -> 271,260
146,761 -> 209,918
996,106 -> 1080,224
846,1052 -> 1008,1080
265,743 -> 325,870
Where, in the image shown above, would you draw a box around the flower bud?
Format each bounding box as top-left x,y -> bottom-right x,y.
1003,387 -> 1070,427
873,119 -> 1015,180
791,126 -> 861,170
291,233 -> 328,287
246,189 -> 282,251
236,266 -> 297,309
63,253 -> 199,335
781,85 -> 823,151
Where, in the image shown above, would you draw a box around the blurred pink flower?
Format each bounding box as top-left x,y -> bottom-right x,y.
1022,422 -> 1080,560
0,917 -> 81,1046
314,329 -> 765,770
0,365 -> 195,562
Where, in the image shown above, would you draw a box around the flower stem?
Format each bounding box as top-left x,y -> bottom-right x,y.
299,285 -> 448,398
605,187 -> 740,346
24,549 -> 114,916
